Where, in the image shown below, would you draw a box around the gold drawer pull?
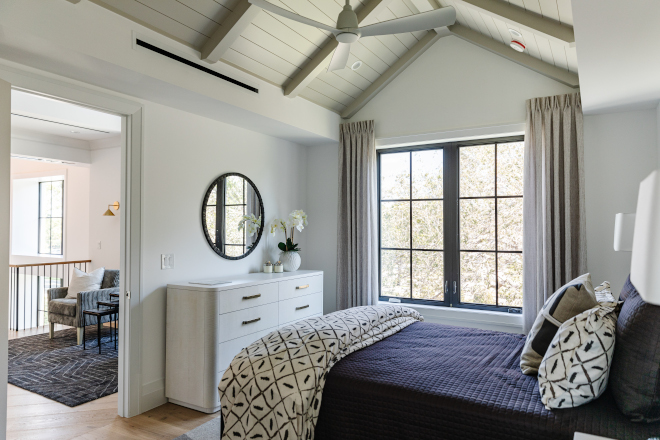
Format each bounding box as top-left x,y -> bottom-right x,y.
242,318 -> 261,325
296,284 -> 310,290
242,294 -> 261,300
295,305 -> 309,311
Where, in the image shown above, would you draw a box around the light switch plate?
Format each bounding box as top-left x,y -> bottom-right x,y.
161,253 -> 174,270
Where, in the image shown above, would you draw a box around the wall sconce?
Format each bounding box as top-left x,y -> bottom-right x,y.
103,201 -> 120,217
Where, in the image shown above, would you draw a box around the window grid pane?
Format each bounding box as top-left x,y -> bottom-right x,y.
38,180 -> 64,256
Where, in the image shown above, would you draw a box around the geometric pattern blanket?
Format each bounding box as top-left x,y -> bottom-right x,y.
218,305 -> 424,440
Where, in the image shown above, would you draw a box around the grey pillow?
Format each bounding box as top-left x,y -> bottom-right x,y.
101,269 -> 120,289
610,276 -> 660,422
520,273 -> 598,375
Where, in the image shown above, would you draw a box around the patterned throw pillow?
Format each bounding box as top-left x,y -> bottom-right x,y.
595,281 -> 616,303
520,273 -> 598,375
538,302 -> 620,409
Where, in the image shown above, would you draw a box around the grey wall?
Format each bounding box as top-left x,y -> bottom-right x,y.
583,109 -> 658,296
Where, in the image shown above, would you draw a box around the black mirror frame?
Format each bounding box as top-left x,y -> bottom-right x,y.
201,172 -> 265,260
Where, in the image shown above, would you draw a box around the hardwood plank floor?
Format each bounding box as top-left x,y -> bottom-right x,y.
7,326 -> 219,439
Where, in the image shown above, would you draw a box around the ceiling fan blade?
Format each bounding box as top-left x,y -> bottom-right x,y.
249,0 -> 339,34
359,6 -> 456,37
328,42 -> 351,72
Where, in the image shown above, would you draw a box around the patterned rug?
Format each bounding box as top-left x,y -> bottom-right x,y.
8,326 -> 118,407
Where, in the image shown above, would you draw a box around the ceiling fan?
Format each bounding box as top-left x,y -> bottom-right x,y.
248,0 -> 456,71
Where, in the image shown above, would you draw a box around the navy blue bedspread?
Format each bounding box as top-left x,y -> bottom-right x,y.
315,322 -> 658,440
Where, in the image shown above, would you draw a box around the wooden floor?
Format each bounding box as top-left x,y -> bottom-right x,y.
7,326 -> 218,440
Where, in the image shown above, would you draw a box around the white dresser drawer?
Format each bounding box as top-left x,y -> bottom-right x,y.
278,292 -> 323,326
218,326 -> 276,372
219,282 -> 278,314
219,303 -> 279,343
278,274 -> 323,301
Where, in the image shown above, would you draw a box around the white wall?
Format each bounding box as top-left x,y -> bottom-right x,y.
584,109 -> 659,296
349,36 -> 576,140
139,102 -> 308,410
9,158 -> 90,266
658,104 -> 660,168
89,146 -> 121,271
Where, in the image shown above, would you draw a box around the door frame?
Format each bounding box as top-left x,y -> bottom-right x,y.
0,61 -> 144,418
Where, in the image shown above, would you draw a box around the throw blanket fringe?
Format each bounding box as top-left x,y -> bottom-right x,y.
219,305 -> 424,440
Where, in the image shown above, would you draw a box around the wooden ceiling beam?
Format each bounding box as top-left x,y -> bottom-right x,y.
449,24 -> 579,87
457,0 -> 574,45
283,0 -> 394,98
341,30 -> 442,119
201,0 -> 261,64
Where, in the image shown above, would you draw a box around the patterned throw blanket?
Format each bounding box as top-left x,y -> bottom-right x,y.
218,305 -> 424,440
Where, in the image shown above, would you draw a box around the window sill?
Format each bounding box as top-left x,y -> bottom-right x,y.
379,301 -> 524,334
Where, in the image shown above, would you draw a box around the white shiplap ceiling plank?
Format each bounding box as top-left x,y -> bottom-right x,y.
176,0 -> 231,19
100,0 -> 209,47
565,46 -> 578,73
479,12 -> 505,43
138,0 -> 218,36
299,88 -> 346,112
214,0 -> 241,12
443,0 -> 471,29
533,34 -> 555,66
507,0 -> 526,10
537,0 -> 560,22
317,71 -> 364,98
388,0 -> 415,19
521,0 -> 542,16
307,0 -> 343,25
359,37 -> 398,67
332,65 -> 374,90
241,23 -> 310,66
555,0 -> 573,25
374,7 -> 418,48
264,0 -> 332,40
373,35 -> 409,57
232,36 -> 301,77
517,26 -> 542,60
453,2 -> 481,32
251,12 -> 320,56
548,39 -> 568,70
308,77 -> 354,106
350,41 -> 391,74
492,16 -> 513,43
222,48 -> 290,84
278,0 -> 336,27
466,5 -> 493,38
346,53 -> 380,82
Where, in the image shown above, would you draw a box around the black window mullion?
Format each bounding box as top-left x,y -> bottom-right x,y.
409,151 -> 413,300
444,144 -> 458,307
495,143 -> 499,307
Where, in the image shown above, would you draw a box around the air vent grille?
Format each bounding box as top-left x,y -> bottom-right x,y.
136,39 -> 258,94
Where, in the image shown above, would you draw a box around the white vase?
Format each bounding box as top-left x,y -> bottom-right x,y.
280,251 -> 301,272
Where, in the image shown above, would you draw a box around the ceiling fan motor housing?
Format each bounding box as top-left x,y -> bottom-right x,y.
337,3 -> 358,30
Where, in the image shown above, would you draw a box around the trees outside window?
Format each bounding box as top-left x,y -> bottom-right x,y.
378,137 -> 523,312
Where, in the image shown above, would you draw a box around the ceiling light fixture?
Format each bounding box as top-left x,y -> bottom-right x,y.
508,29 -> 522,39
510,40 -> 525,52
351,60 -> 362,71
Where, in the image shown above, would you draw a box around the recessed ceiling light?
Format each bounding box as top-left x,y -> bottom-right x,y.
510,40 -> 526,52
509,29 -> 522,39
351,61 -> 362,71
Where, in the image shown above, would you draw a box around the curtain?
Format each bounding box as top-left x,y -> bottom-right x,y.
336,120 -> 379,310
523,93 -> 587,333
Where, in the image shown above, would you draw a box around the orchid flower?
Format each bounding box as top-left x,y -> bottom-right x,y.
238,214 -> 262,237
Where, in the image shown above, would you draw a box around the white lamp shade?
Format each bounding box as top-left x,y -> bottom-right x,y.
630,170 -> 660,305
614,213 -> 636,251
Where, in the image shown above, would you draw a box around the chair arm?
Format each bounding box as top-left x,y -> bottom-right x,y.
76,288 -> 120,327
48,287 -> 69,301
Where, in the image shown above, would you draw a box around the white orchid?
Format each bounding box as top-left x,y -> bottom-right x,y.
238,214 -> 262,237
269,218 -> 288,236
288,210 -> 308,232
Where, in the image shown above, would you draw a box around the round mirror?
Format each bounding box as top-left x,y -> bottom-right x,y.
201,173 -> 264,260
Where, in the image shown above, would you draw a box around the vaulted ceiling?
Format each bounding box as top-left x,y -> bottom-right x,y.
83,0 -> 578,118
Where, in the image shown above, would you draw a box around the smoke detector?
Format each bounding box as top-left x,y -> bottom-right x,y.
508,28 -> 522,39
351,60 -> 362,71
509,40 -> 525,52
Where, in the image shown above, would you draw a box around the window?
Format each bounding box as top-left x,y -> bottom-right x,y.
378,137 -> 524,312
38,180 -> 64,255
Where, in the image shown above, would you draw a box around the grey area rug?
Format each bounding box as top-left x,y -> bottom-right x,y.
8,326 -> 118,407
175,417 -> 221,440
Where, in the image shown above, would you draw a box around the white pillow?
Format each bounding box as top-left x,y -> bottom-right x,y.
595,281 -> 616,303
65,267 -> 105,299
538,301 -> 619,409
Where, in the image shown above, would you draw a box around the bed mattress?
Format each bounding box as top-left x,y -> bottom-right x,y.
314,321 -> 658,440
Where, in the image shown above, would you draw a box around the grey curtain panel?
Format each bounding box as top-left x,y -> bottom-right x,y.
523,93 -> 587,333
336,120 -> 379,310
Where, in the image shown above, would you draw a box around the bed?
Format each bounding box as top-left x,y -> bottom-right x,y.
314,321 -> 658,440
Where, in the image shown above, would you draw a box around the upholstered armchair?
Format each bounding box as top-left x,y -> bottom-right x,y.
47,269 -> 120,345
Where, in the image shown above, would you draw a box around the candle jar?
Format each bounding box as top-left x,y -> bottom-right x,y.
263,261 -> 273,273
273,261 -> 283,273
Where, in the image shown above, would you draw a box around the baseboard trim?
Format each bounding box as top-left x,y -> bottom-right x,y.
141,378 -> 167,413
168,398 -> 221,414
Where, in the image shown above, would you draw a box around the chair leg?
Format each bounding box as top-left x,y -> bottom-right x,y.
77,327 -> 84,345
49,322 -> 54,339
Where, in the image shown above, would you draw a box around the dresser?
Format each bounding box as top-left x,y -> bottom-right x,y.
166,270 -> 324,413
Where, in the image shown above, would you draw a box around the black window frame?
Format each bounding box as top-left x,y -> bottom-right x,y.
377,135 -> 524,313
38,179 -> 65,256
